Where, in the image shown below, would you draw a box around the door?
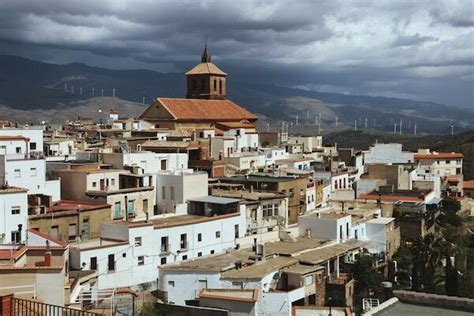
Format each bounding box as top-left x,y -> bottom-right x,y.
198,280 -> 208,292
100,179 -> 105,191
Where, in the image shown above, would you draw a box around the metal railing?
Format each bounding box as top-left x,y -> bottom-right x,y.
12,297 -> 100,316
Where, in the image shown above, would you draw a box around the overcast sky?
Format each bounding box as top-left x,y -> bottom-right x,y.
0,0 -> 472,107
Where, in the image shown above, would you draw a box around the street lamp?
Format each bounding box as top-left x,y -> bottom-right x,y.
328,296 -> 333,316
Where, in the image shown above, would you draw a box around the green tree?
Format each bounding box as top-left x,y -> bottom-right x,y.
353,255 -> 384,296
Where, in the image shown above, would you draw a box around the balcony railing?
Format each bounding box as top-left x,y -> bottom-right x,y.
6,296 -> 100,316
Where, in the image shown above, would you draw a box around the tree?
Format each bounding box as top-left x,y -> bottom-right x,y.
411,234 -> 443,292
353,255 -> 384,296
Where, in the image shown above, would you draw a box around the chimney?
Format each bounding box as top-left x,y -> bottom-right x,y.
44,240 -> 52,267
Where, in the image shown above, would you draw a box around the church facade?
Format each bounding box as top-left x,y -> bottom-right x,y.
140,45 -> 257,136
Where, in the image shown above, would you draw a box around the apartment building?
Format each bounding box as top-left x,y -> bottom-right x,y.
415,150 -> 463,177
55,164 -> 154,220
0,187 -> 28,244
69,206 -> 246,290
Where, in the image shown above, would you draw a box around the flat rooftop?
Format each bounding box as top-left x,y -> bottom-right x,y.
374,302 -> 472,316
285,263 -> 324,275
221,256 -> 299,280
199,289 -> 259,303
264,237 -> 330,256
211,188 -> 286,201
69,238 -> 128,250
296,240 -> 368,265
367,217 -> 395,225
188,196 -> 241,204
160,250 -> 255,272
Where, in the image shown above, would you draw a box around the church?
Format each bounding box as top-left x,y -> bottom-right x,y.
140,45 -> 258,136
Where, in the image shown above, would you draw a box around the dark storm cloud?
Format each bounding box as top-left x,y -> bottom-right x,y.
0,0 -> 472,107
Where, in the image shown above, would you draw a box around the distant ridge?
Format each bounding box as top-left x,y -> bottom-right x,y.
0,54 -> 472,134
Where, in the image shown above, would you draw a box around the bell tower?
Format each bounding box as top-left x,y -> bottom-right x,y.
185,44 -> 227,100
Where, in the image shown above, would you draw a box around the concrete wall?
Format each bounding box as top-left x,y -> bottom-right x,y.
0,190 -> 28,243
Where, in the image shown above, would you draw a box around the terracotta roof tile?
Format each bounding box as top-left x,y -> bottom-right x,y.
415,153 -> 464,159
464,180 -> 474,189
158,98 -> 257,121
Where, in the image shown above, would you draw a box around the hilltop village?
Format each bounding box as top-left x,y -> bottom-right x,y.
1,46 -> 473,315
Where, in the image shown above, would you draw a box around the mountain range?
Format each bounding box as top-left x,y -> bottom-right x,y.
0,55 -> 472,134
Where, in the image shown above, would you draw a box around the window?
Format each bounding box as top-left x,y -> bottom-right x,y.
180,234 -> 187,250
355,229 -> 359,240
111,179 -> 116,186
138,256 -> 145,266
198,252 -> 202,257
92,181 -> 97,188
219,79 -> 222,94
346,223 -> 349,237
304,275 -> 314,286
161,186 -> 166,199
182,255 -> 188,260
234,224 -> 239,238
161,236 -> 169,252
11,231 -> 21,243
127,199 -> 135,215
170,186 -> 175,200
161,160 -> 167,170
11,206 -> 20,215
114,202 -> 121,219
30,168 -> 37,176
289,188 -> 294,198
90,257 -> 97,270
135,237 -> 142,247
68,223 -> 77,241
214,79 -> 217,91
339,225 -> 343,240
210,250 -> 215,254
15,147 -> 21,154
29,142 -> 37,150
168,280 -> 175,287
50,225 -> 59,239
108,254 -> 115,271
143,199 -> 148,212
215,231 -> 221,238
14,169 -> 21,178
161,257 -> 167,265
197,233 -> 202,242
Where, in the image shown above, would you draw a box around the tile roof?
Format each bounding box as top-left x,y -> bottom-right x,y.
0,136 -> 30,141
158,98 -> 257,121
415,153 -> 464,159
464,180 -> 474,189
185,62 -> 227,76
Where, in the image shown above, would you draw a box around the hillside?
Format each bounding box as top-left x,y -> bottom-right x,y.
324,129 -> 474,180
0,55 -> 473,134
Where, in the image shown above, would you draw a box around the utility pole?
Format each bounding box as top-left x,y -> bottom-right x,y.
394,122 -> 397,133
365,117 -> 368,129
414,123 -> 417,135
399,119 -> 403,135
451,124 -> 454,135
296,115 -> 299,125
354,120 -> 357,132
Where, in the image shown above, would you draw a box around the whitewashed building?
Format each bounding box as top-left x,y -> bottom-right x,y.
0,187 -> 28,243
